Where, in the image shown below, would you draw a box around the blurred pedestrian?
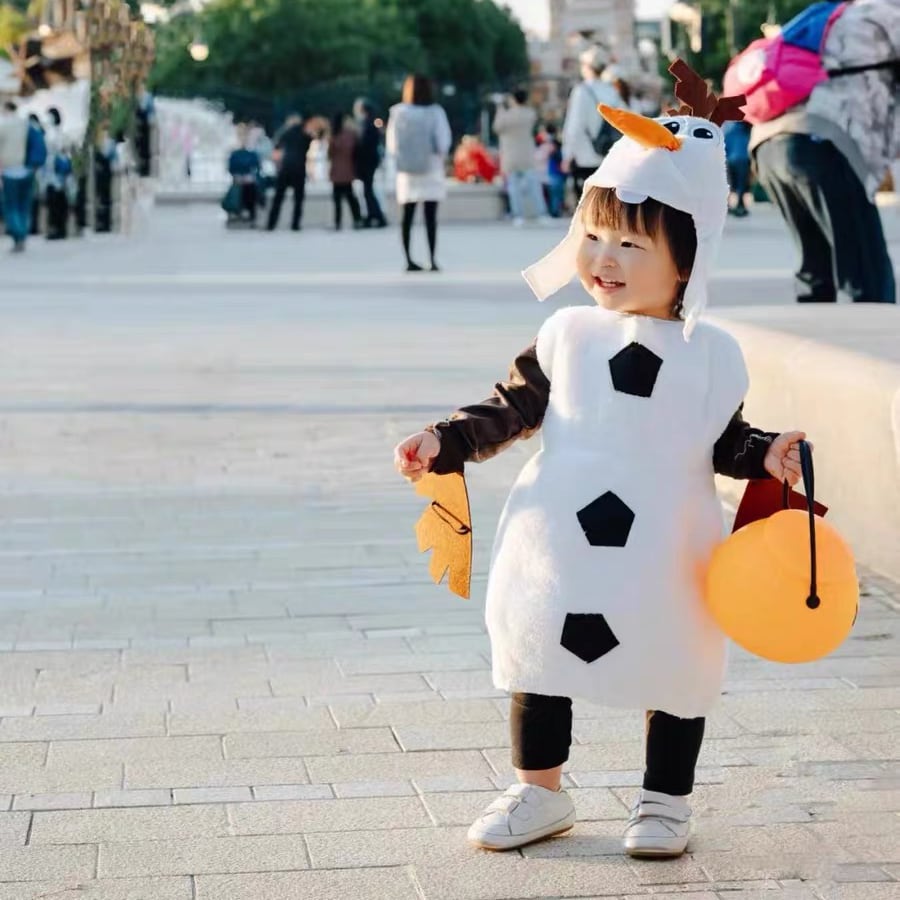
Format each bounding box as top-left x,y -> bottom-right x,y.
386,74 -> 452,272
0,101 -> 33,252
329,112 -> 363,230
724,120 -> 751,218
267,113 -> 311,232
44,107 -> 72,240
751,0 -> 898,302
494,89 -> 549,226
543,123 -> 566,218
561,46 -> 626,200
226,123 -> 261,227
353,98 -> 387,228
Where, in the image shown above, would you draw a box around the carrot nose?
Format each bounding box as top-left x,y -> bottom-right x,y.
597,105 -> 681,152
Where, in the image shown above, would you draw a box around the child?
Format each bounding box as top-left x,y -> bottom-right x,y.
393,65 -> 809,858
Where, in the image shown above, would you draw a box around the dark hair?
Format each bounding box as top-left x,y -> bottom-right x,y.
402,74 -> 433,106
331,112 -> 346,134
513,88 -> 529,105
614,78 -> 632,108
545,122 -> 558,136
4,101 -> 17,112
47,107 -> 62,126
581,186 -> 697,319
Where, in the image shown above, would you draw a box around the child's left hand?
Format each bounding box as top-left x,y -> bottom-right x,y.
764,431 -> 813,486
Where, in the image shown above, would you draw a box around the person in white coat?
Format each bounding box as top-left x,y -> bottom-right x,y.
561,45 -> 626,200
395,62 -> 811,860
386,74 -> 452,272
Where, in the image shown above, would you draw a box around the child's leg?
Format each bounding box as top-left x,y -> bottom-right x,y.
467,691 -> 576,850
511,692 -> 572,791
643,709 -> 705,795
623,710 -> 704,859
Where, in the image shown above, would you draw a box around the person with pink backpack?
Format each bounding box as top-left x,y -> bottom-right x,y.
737,0 -> 897,303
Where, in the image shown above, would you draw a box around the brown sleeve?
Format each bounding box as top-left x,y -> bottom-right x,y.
426,342 -> 550,475
713,404 -> 779,480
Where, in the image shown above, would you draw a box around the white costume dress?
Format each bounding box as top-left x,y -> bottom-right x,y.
485,305 -> 748,719
427,97 -> 777,720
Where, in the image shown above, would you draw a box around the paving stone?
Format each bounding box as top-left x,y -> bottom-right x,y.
817,887 -> 900,900
833,864 -> 896,883
413,854 -> 642,899
0,811 -> 32,847
413,775 -> 499,793
195,869 -> 421,900
13,792 -> 93,810
47,735 -> 224,767
29,804 -> 230,844
167,705 -> 334,735
330,697 -> 503,728
99,834 -> 310,877
251,785 -> 333,801
0,761 -> 123,794
304,749 -> 496,783
229,795 -> 431,835
125,757 -> 309,790
336,652 -> 488,676
173,786 -> 253,804
306,824 -> 472,868
0,844 -> 96,880
393,721 -> 511,751
0,713 -> 165,742
94,789 -> 172,808
0,876 -> 193,899
331,779 -> 416,798
223,726 -> 398,759
35,703 -> 103,716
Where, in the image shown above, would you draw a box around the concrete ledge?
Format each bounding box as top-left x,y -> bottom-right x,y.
712,306 -> 900,582
156,181 -> 507,225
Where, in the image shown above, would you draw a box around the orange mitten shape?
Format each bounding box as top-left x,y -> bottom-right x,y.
414,472 -> 472,599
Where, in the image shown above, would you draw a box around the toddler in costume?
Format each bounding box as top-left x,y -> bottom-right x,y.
394,62 -> 810,858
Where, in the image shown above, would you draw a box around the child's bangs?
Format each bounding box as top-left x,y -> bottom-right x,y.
580,186 -> 664,239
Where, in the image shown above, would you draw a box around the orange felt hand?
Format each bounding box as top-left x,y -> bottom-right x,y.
414,472 -> 472,599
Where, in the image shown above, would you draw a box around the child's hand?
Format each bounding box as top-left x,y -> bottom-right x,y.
764,431 -> 813,486
394,431 -> 441,483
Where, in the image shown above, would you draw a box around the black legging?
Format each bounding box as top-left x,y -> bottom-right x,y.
509,692 -> 706,796
401,201 -> 438,267
332,182 -> 361,229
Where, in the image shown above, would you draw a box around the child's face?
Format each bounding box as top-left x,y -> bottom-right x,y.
576,217 -> 681,320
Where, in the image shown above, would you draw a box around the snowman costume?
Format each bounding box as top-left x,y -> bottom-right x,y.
427,74 -> 778,720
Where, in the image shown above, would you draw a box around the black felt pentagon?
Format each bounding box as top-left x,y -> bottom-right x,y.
609,342 -> 663,398
560,612 -> 620,663
576,491 -> 635,547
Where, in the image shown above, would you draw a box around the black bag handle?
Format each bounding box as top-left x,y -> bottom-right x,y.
782,440 -> 819,610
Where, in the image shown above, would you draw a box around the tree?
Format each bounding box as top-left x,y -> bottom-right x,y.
149,0 -> 528,126
669,0 -> 816,85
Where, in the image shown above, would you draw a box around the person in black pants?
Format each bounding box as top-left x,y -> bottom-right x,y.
267,113 -> 310,232
353,98 -> 387,228
753,133 -> 895,303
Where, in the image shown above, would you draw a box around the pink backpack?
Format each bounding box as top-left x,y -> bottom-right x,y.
723,1 -> 847,125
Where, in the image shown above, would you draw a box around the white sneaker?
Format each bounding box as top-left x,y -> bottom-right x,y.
511,217 -> 525,228
623,789 -> 691,858
467,782 -> 576,851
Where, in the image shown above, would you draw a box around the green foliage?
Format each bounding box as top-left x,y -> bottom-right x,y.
671,0 -> 820,86
149,0 -> 528,126
0,5 -> 28,53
